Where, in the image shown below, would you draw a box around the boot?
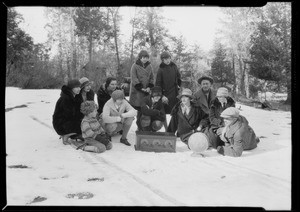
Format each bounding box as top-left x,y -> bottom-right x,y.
61,133 -> 77,145
120,138 -> 131,146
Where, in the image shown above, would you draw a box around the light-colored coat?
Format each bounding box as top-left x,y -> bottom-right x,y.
129,60 -> 154,107
102,98 -> 137,124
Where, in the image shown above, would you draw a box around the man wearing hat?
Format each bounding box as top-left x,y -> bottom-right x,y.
138,86 -> 167,132
205,87 -> 236,149
216,107 -> 260,157
53,79 -> 83,145
75,77 -> 95,120
155,51 -> 181,116
194,75 -> 216,114
102,90 -> 137,146
167,88 -> 209,145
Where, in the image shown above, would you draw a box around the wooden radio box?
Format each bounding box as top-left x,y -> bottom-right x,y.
134,131 -> 177,153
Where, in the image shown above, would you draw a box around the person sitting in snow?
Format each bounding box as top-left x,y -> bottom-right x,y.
97,77 -> 122,115
52,79 -> 82,145
216,107 -> 260,157
205,87 -> 236,149
102,90 -> 137,146
167,88 -> 209,145
138,86 -> 167,132
79,101 -> 112,153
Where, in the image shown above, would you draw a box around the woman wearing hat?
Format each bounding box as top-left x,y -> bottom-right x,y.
205,87 -> 236,148
138,86 -> 167,132
155,51 -> 181,115
194,75 -> 216,114
52,79 -> 83,144
167,88 -> 209,145
216,107 -> 260,157
102,90 -> 137,146
129,50 -> 154,130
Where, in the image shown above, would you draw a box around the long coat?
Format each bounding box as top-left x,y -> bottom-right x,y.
222,115 -> 258,157
129,59 -> 154,107
75,89 -> 95,120
167,101 -> 209,143
52,85 -> 82,135
97,83 -> 122,114
155,61 -> 181,114
194,88 -> 216,114
209,96 -> 235,131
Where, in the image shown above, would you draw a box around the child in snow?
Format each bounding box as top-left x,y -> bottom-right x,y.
216,107 -> 260,157
80,101 -> 112,153
139,86 -> 166,132
102,90 -> 137,146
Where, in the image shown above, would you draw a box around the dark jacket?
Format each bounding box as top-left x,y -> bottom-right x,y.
155,61 -> 181,114
52,85 -> 82,135
97,84 -> 121,114
194,88 -> 216,114
222,115 -> 258,157
129,59 -> 154,107
167,101 -> 209,139
209,96 -> 235,131
75,89 -> 95,120
140,96 -> 166,122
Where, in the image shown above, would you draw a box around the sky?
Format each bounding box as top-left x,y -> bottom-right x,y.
14,6 -> 223,52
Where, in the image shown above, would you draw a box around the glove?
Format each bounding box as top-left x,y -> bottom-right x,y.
217,146 -> 225,156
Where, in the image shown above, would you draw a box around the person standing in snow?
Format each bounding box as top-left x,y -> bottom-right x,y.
79,101 -> 112,153
194,75 -> 216,115
216,107 -> 260,157
155,51 -> 181,115
139,86 -> 167,132
205,87 -> 236,149
129,50 -> 154,131
52,79 -> 82,145
97,77 -> 122,115
167,88 -> 209,145
102,90 -> 137,146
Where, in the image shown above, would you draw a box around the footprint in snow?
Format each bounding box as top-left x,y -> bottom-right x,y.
143,169 -> 156,173
8,164 -> 30,169
87,177 -> 104,182
27,196 -> 47,204
66,192 -> 94,199
272,133 -> 280,135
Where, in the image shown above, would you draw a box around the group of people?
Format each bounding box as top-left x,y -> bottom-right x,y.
52,50 -> 260,157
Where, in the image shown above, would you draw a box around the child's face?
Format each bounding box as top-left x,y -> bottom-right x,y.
90,109 -> 97,118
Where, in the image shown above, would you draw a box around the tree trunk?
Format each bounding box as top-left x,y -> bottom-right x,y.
130,8 -> 137,64
285,81 -> 291,104
232,53 -> 238,97
244,62 -> 250,98
88,27 -> 93,73
238,56 -> 245,96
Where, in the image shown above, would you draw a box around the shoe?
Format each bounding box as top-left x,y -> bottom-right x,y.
70,134 -> 84,141
61,133 -> 76,145
106,142 -> 113,150
120,138 -> 131,146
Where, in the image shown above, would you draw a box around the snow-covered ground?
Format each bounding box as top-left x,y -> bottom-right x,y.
5,87 -> 291,209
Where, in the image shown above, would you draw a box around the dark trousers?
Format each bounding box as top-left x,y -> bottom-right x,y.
204,127 -> 225,149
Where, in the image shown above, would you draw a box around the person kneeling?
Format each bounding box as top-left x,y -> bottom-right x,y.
216,107 -> 260,157
138,86 -> 166,132
102,90 -> 137,146
80,101 -> 112,153
167,88 -> 209,145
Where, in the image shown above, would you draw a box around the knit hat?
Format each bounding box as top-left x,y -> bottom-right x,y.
151,120 -> 163,131
67,79 -> 81,89
79,77 -> 92,89
160,51 -> 171,60
177,88 -> 194,100
220,107 -> 240,119
80,101 -> 98,116
217,87 -> 229,97
111,90 -> 125,101
138,50 -> 150,59
151,86 -> 162,97
197,76 -> 214,85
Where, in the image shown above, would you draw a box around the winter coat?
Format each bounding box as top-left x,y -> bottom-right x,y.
209,96 -> 235,131
129,59 -> 154,107
222,115 -> 258,157
102,98 -> 137,124
97,83 -> 122,114
52,85 -> 82,135
167,101 -> 209,140
75,89 -> 95,120
194,88 -> 216,115
139,96 -> 166,129
155,61 -> 181,114
81,116 -> 105,139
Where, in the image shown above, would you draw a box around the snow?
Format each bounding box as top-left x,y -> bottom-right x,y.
5,87 -> 291,209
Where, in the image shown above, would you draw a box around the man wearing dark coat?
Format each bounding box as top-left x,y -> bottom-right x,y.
139,86 -> 167,132
155,51 -> 181,115
97,77 -> 121,115
52,79 -> 82,144
167,88 -> 209,145
204,87 -> 236,148
194,76 -> 215,115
